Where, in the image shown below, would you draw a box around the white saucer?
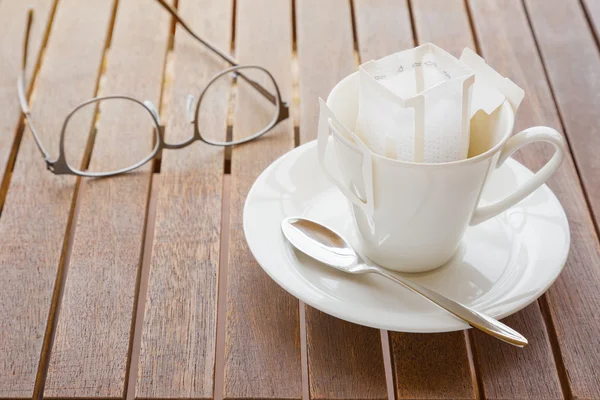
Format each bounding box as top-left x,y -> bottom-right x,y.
243,141 -> 570,332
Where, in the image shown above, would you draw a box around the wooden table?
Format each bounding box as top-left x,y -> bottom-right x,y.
1,0 -> 599,399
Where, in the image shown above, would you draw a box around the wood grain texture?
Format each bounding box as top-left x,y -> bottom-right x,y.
352,0 -> 414,62
353,2 -> 475,398
43,0 -> 171,397
471,304 -> 562,399
304,309 -> 387,400
410,0 -> 475,57
296,1 -> 387,399
135,0 -> 232,398
223,0 -> 300,399
0,0 -> 114,397
414,1 -> 563,398
0,0 -> 54,203
390,332 -> 474,399
470,0 -> 600,398
296,0 -> 355,143
525,0 -> 600,230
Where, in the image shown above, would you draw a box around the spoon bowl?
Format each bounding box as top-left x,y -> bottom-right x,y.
281,217 -> 366,272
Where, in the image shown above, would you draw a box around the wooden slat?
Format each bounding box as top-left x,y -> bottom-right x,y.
43,0 -> 171,397
470,0 -> 600,398
223,0 -> 301,398
352,0 -> 414,61
135,0 -> 232,398
296,1 -> 387,399
352,1 -> 476,398
304,309 -> 387,400
0,0 -> 54,204
0,0 -> 114,397
522,0 -> 600,398
390,332 -> 474,399
412,1 -> 563,398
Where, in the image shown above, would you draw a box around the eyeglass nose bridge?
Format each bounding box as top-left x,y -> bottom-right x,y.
161,139 -> 193,150
158,95 -> 197,150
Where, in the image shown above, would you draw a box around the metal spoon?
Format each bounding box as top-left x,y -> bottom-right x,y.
281,217 -> 528,347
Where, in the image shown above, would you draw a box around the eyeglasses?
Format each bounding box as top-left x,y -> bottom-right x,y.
17,0 -> 289,177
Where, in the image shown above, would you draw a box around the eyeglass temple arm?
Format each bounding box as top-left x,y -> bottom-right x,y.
154,0 -> 238,67
154,0 -> 284,108
18,8 -> 52,162
233,71 -> 278,105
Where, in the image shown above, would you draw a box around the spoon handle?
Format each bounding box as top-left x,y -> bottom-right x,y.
369,265 -> 528,347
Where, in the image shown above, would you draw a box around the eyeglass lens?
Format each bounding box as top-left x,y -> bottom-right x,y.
198,66 -> 278,145
63,97 -> 159,175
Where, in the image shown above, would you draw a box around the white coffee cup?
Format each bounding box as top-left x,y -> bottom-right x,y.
318,72 -> 565,273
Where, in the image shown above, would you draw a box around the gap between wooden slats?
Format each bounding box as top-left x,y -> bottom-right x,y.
295,0 -> 388,398
213,173 -> 232,400
132,0 -> 232,398
290,7 -> 311,400
223,0 -> 302,398
352,0 -> 477,397
42,0 -> 172,397
0,0 -> 116,398
408,1 -> 566,399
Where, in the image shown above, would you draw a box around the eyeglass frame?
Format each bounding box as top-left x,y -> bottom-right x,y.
17,0 -> 290,178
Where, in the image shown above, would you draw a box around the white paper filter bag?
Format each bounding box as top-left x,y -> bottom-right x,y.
355,43 -> 476,163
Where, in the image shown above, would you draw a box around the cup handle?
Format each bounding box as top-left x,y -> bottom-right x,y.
318,98 -> 375,216
470,126 -> 565,225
